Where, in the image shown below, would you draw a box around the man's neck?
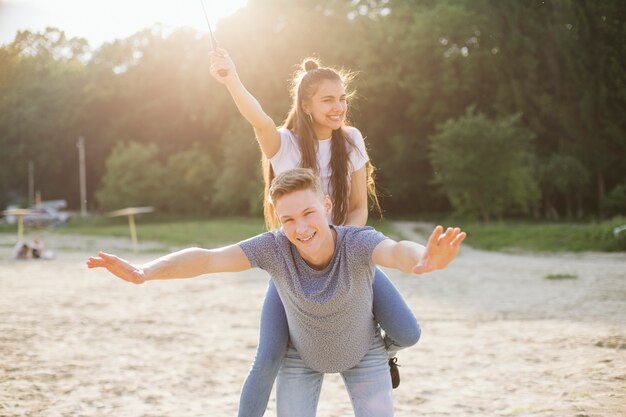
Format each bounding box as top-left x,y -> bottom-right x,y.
298,226 -> 337,270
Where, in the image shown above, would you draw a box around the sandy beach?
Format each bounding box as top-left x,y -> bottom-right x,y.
0,223 -> 624,417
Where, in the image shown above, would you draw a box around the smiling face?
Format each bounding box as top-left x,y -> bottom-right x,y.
273,188 -> 335,268
302,79 -> 348,139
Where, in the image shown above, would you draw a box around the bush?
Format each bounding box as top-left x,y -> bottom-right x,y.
429,108 -> 539,221
161,144 -> 218,214
95,142 -> 166,211
601,183 -> 626,218
211,122 -> 263,216
96,141 -> 222,214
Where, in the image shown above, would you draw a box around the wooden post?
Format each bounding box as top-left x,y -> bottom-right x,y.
17,214 -> 24,242
77,137 -> 87,218
1,209 -> 34,243
108,207 -> 154,252
128,213 -> 138,252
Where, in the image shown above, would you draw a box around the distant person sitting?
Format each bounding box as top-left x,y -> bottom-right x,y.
12,237 -> 53,260
32,238 -> 42,258
87,168 -> 466,416
13,241 -> 31,259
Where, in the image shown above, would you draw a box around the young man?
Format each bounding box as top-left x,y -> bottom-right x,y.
87,168 -> 466,417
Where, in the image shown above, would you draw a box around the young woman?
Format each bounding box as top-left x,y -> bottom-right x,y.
209,49 -> 421,416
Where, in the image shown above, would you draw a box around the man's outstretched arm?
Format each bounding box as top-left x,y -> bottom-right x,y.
372,225 -> 466,275
86,244 -> 252,285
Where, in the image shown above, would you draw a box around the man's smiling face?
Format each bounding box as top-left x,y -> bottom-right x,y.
274,188 -> 335,267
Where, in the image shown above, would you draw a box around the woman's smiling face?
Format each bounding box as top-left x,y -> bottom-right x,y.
303,79 -> 347,139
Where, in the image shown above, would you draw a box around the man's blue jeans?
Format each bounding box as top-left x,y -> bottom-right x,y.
237,269 -> 419,416
276,334 -> 393,417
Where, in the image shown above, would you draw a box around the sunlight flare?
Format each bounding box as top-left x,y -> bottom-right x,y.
0,0 -> 247,46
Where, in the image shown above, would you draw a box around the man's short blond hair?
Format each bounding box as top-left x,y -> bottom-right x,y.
268,168 -> 324,206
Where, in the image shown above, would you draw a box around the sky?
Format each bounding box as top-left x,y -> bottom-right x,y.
0,0 -> 248,47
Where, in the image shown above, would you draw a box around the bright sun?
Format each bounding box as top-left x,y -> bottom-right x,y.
0,0 -> 248,47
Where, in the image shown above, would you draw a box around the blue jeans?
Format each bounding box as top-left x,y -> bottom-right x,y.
237,268 -> 420,417
276,334 -> 393,417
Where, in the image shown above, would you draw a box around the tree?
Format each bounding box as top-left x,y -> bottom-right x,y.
429,108 -> 539,221
211,122 -> 263,216
537,154 -> 590,219
601,183 -> 626,218
0,28 -> 89,208
95,142 -> 166,210
161,144 -> 218,214
1,1 -> 624,219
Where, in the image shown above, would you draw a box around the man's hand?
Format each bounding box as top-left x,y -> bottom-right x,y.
87,252 -> 146,284
413,226 -> 466,274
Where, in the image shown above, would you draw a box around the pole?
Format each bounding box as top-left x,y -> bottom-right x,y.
17,214 -> 24,242
28,161 -> 34,207
77,136 -> 87,218
199,0 -> 228,76
128,214 -> 138,252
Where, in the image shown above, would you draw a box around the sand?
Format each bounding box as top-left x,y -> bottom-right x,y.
0,223 -> 624,417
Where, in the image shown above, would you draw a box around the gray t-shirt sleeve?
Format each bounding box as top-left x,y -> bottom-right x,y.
344,226 -> 389,266
238,231 -> 280,271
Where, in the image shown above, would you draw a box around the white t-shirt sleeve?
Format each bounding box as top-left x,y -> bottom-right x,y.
346,127 -> 369,172
270,128 -> 300,175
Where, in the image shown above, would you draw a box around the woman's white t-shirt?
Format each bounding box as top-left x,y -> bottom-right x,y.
270,127 -> 369,197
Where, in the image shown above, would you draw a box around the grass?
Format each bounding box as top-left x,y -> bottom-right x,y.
54,216 -> 267,247
0,216 -> 266,248
4,214 -> 623,253
0,215 -> 402,248
421,217 -> 626,252
544,273 -> 578,280
367,217 -> 402,240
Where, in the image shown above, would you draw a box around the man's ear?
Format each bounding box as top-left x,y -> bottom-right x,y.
323,195 -> 333,215
271,204 -> 283,228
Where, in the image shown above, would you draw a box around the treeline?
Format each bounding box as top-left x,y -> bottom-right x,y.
1,0 -> 624,221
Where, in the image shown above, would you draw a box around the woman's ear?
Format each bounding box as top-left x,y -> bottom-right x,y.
301,100 -> 310,114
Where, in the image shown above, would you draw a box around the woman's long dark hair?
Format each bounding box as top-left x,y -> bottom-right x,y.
263,58 -> 380,229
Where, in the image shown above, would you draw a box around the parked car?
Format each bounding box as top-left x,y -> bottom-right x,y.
3,200 -> 72,227
23,206 -> 71,226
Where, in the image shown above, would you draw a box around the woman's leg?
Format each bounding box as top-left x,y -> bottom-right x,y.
341,335 -> 394,417
373,267 -> 421,353
238,280 -> 289,417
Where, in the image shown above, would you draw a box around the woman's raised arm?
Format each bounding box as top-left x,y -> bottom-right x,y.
209,48 -> 281,158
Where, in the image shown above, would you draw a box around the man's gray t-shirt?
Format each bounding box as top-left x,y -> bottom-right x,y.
239,225 -> 387,373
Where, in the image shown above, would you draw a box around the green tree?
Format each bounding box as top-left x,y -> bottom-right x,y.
95,142 -> 166,210
161,144 -> 218,214
429,108 -> 539,221
211,122 -> 263,216
1,1 -> 624,219
569,1 -> 626,212
537,154 -> 590,219
601,183 -> 626,218
0,28 -> 89,208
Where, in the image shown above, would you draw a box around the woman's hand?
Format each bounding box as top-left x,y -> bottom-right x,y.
209,47 -> 237,84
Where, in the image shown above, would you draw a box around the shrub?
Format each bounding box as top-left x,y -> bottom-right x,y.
429,108 -> 539,221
